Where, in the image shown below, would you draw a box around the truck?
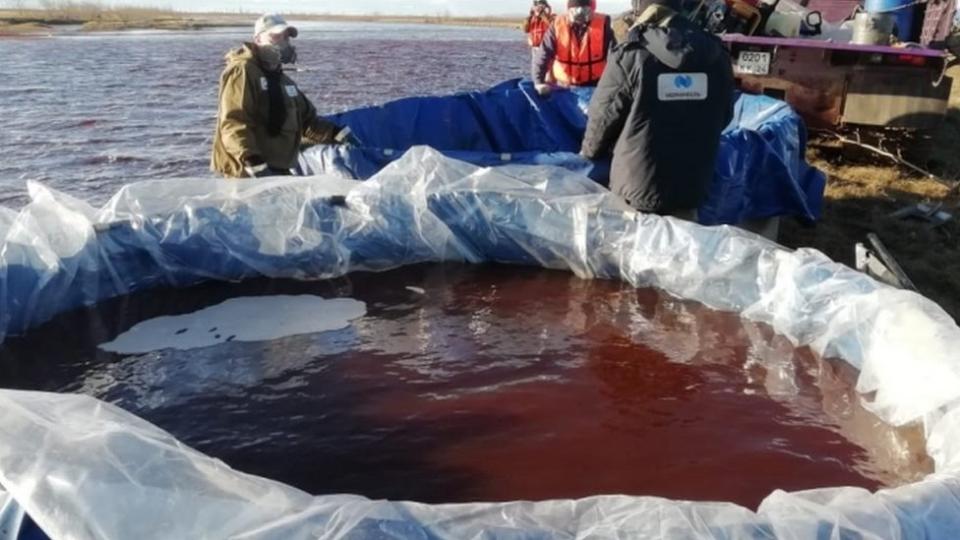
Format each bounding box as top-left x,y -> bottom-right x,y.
715,0 -> 956,130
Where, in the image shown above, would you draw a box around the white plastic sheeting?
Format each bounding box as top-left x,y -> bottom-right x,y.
1,147 -> 960,539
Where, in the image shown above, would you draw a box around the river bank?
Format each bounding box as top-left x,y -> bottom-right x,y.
0,9 -> 521,35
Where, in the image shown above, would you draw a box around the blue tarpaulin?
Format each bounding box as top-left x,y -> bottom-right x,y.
300,79 -> 825,225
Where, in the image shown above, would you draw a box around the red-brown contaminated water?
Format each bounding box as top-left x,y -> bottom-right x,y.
0,264 -> 931,507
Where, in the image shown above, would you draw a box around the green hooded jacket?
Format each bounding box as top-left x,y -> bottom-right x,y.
211,43 -> 340,178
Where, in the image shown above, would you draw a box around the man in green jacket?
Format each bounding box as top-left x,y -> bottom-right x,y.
211,14 -> 354,178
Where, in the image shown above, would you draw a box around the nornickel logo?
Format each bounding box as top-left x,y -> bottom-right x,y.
658,73 -> 707,101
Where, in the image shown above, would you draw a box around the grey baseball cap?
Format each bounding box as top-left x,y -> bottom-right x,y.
254,13 -> 298,39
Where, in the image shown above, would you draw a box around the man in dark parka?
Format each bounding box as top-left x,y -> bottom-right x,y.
580,0 -> 734,220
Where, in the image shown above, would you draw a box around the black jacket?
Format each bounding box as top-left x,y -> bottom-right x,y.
580,17 -> 734,213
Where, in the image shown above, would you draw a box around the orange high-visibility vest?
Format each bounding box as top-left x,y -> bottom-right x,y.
551,13 -> 608,86
527,14 -> 552,47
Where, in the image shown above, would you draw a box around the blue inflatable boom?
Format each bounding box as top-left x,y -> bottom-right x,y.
301,79 -> 825,226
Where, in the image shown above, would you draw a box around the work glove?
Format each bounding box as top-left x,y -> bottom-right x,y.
534,83 -> 551,96
334,126 -> 360,147
243,158 -> 288,178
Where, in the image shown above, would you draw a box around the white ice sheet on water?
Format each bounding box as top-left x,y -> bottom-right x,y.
99,296 -> 367,354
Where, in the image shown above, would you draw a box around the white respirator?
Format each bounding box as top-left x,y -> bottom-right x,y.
570,6 -> 592,24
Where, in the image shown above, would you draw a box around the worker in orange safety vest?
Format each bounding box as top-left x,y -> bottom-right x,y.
524,0 -> 555,48
531,0 -> 614,95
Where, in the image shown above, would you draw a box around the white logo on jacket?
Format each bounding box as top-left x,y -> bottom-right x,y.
657,73 -> 708,101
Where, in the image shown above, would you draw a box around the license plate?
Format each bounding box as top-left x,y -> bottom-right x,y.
735,51 -> 771,76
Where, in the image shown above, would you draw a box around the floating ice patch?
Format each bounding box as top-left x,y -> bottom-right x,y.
99,296 -> 366,354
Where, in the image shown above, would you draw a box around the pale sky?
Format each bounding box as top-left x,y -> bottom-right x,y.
18,0 -> 635,16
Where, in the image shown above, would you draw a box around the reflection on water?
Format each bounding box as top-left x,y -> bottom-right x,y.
0,22 -> 528,206
0,263 -> 933,508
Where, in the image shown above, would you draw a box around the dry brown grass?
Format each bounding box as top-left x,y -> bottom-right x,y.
781,144 -> 960,311
779,67 -> 960,321
0,21 -> 53,35
330,14 -> 521,28
1,8 -> 522,30
81,14 -> 203,32
0,7 -> 235,31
